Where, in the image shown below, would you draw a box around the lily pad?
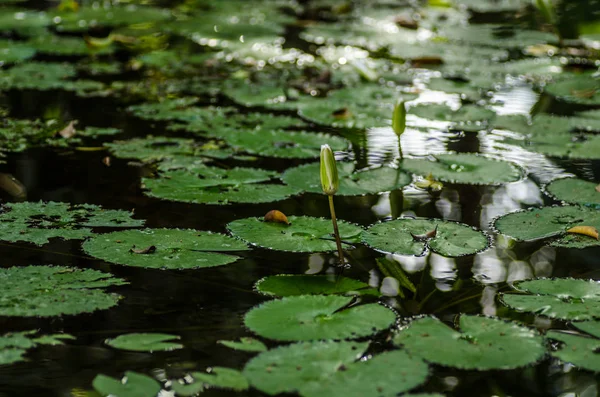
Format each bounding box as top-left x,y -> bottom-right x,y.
0,8 -> 49,34
52,5 -> 171,32
105,333 -> 183,352
93,371 -> 161,397
298,84 -> 417,129
281,162 -> 411,196
0,265 -> 126,317
409,104 -> 496,131
82,228 -> 249,270
218,337 -> 267,353
0,330 -> 74,365
172,367 -> 248,396
363,218 -> 489,257
104,137 -> 196,162
0,39 -> 36,64
28,34 -> 114,56
393,315 -> 545,370
544,178 -> 600,207
244,341 -> 369,396
547,321 -> 600,372
492,205 -> 600,249
218,129 -> 349,159
544,74 -> 600,105
227,216 -> 363,253
400,154 -> 523,185
0,62 -> 103,94
244,295 -> 396,341
500,278 -> 600,321
255,274 -> 375,297
142,167 -> 301,205
0,201 -> 143,246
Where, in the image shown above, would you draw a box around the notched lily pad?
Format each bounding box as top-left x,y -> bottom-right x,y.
493,205 -> 600,249
83,228 -> 249,270
227,216 -> 363,253
547,321 -> 600,372
218,337 -> 267,353
0,265 -> 126,317
282,162 -> 411,196
244,295 -> 396,341
363,218 -> 489,257
544,178 -> 600,208
400,154 -> 523,185
500,278 -> 600,321
255,274 -> 376,297
0,330 -> 74,365
105,333 -> 183,352
393,315 -> 545,370
0,201 -> 143,246
544,74 -> 600,105
93,371 -> 161,397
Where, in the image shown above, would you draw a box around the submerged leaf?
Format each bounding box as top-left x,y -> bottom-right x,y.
244,295 -> 396,341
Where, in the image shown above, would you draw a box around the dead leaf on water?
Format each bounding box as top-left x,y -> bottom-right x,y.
102,156 -> 111,167
0,173 -> 26,200
58,121 -> 77,139
571,88 -> 597,99
129,245 -> 157,254
411,225 -> 438,242
332,107 -> 352,119
595,183 -> 600,193
566,225 -> 599,240
264,210 -> 290,225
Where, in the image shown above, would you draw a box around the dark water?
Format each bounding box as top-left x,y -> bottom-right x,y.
1,1 -> 600,396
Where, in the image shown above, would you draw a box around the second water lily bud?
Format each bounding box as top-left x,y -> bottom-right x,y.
392,100 -> 406,137
320,144 -> 339,195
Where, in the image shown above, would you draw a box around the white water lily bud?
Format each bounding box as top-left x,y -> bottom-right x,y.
320,144 -> 339,195
392,100 -> 406,136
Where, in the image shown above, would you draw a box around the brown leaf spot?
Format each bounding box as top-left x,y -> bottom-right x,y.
129,245 -> 157,254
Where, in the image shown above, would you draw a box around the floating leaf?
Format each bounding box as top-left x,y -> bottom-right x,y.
545,178 -> 600,207
282,162 -> 411,196
28,34 -> 114,55
218,337 -> 267,353
227,216 -> 363,253
500,278 -> 600,321
51,5 -> 171,32
0,330 -> 74,365
83,228 -> 248,270
409,104 -> 496,131
244,295 -> 396,341
393,315 -> 545,370
255,275 -> 376,297
0,201 -> 142,246
493,205 -> 600,249
105,333 -> 183,352
400,154 -> 522,185
93,371 -> 161,397
264,210 -> 290,225
544,74 -> 600,105
363,218 -> 489,257
0,265 -> 126,317
0,62 -> 103,94
104,136 -> 196,162
243,341 -> 369,395
547,321 -> 600,372
172,367 -> 248,396
0,39 -> 36,64
142,167 -> 301,205
566,226 -> 599,240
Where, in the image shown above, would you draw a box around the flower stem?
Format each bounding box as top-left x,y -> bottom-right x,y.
328,195 -> 345,266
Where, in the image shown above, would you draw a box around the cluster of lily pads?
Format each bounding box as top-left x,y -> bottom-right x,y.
0,0 -> 600,395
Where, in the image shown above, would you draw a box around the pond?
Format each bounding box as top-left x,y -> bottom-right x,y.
0,0 -> 599,396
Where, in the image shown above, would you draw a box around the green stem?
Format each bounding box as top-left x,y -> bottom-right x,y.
398,137 -> 403,161
328,195 -> 345,266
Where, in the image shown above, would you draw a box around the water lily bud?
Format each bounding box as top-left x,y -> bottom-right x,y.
320,144 -> 339,195
392,100 -> 406,136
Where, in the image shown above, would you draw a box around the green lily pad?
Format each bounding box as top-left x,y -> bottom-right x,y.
0,201 -> 143,246
0,330 -> 74,365
28,34 -> 114,56
442,24 -> 556,49
492,205 -> 600,249
142,167 -> 301,205
104,137 -> 196,162
544,178 -> 600,207
244,341 -> 369,395
0,39 -> 36,64
222,77 -> 301,111
547,321 -> 600,372
362,218 -> 489,257
227,216 -> 363,253
426,78 -> 483,101
255,275 -> 375,297
298,84 -> 417,129
409,104 -> 496,131
301,350 -> 430,397
93,371 -> 161,397
218,129 -> 349,159
455,0 -> 529,12
105,333 -> 183,352
0,8 -> 50,34
82,228 -> 248,270
281,162 -> 411,196
79,126 -> 122,138
393,315 -> 545,370
172,367 -> 248,396
0,265 -> 126,317
500,278 -> 600,321
52,5 -> 171,32
218,337 -> 267,353
244,295 -> 396,341
400,154 -> 523,185
544,74 -> 600,105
